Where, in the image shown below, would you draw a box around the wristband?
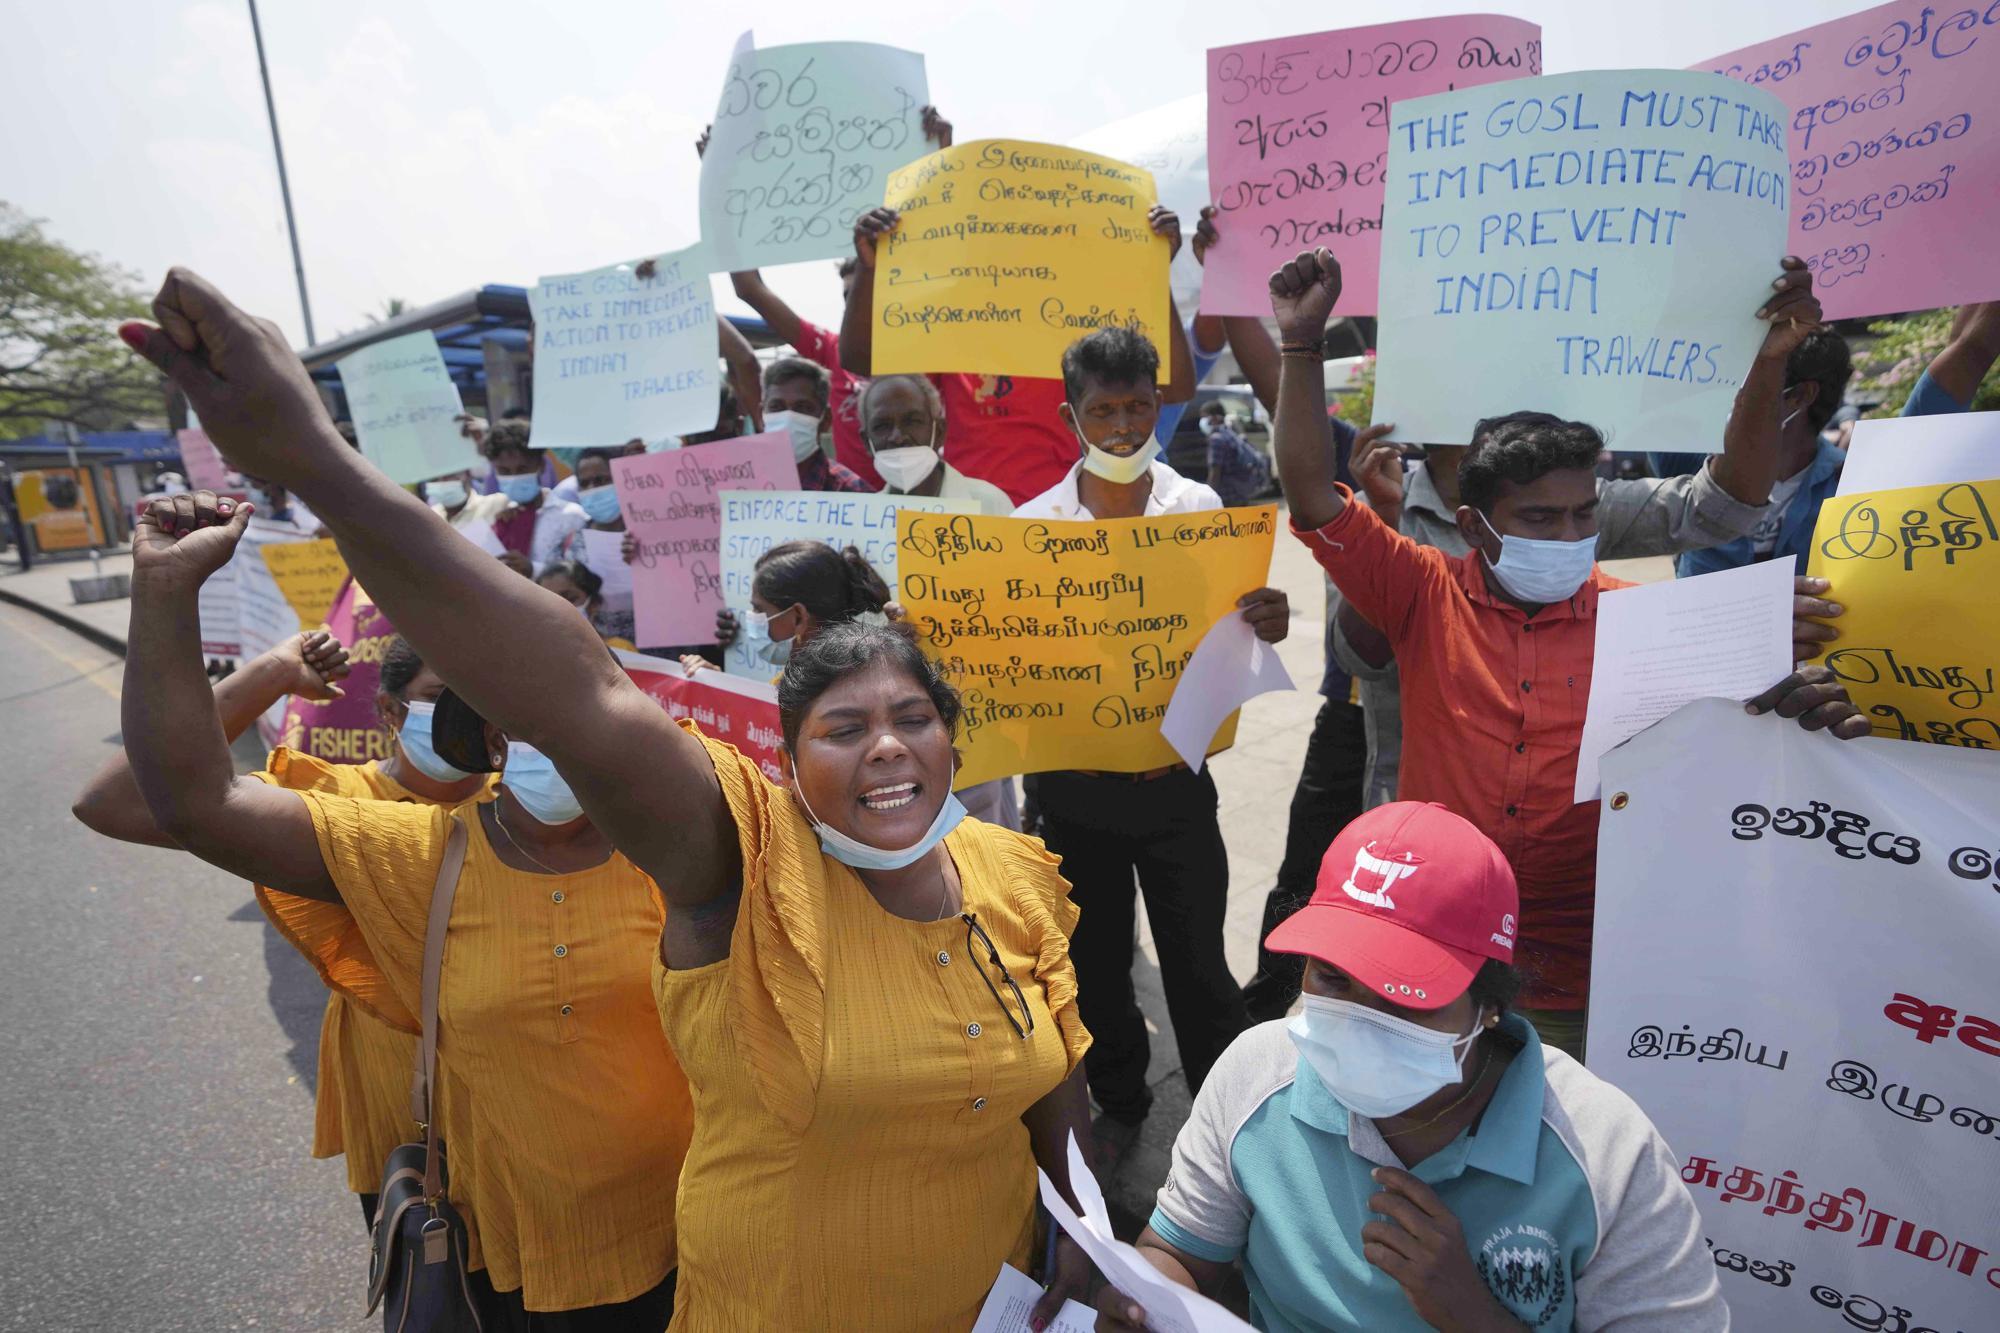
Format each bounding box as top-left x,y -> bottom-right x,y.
1280,339 -> 1323,358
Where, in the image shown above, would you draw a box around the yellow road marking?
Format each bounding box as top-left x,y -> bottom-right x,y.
0,602 -> 123,701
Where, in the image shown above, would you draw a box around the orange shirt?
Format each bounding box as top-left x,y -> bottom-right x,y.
1294,490 -> 1631,1010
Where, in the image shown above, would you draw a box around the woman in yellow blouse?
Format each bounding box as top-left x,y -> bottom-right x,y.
118,495 -> 692,1330
71,628 -> 491,1226
123,271 -> 1102,1333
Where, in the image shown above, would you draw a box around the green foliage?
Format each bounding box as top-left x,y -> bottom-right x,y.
0,202 -> 160,438
1331,353 -> 1375,428
1859,306 -> 2000,416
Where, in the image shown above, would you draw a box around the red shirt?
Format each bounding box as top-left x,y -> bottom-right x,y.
791,320 -> 877,488
935,374 -> 1078,506
1295,490 -> 1631,1010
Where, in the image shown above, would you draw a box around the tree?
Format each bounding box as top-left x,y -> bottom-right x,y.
0,203 -> 161,438
1858,306 -> 2000,416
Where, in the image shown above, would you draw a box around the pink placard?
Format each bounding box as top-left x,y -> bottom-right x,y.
276,579 -> 399,765
177,427 -> 231,492
1202,14 -> 1542,316
619,651 -> 786,784
610,431 -> 800,648
1700,0 -> 2000,319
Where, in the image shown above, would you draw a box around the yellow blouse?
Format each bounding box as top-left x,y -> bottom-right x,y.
658,724 -> 1090,1332
251,749 -> 464,1194
258,792 -> 691,1313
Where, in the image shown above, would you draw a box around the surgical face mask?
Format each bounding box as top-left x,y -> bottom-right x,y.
497,472 -> 542,505
427,478 -> 468,510
1476,511 -> 1596,604
871,435 -> 942,492
794,776 -> 969,872
1075,424 -> 1161,484
397,700 -> 474,783
1289,993 -> 1485,1120
502,741 -> 584,826
577,484 -> 621,524
744,610 -> 796,666
768,409 -> 824,463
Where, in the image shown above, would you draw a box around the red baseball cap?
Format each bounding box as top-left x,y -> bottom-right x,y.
1265,802 -> 1519,1011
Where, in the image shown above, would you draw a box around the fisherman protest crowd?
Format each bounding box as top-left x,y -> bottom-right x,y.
61,5 -> 2000,1331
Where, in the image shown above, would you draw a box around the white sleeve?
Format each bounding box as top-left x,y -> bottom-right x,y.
1573,1116 -> 1728,1331
1149,1027 -> 1285,1262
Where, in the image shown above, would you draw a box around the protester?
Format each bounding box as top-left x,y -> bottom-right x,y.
1013,325 -> 1286,1167
74,628 -> 497,1228
552,437 -> 643,505
1200,400 -> 1271,507
858,374 -> 1013,514
114,490 -> 691,1328
1265,246 -> 1870,1060
539,559 -> 636,652
556,447 -> 638,646
120,272 -> 1101,1333
1094,804 -> 1728,1332
840,205 -> 1199,504
1899,299 -> 2000,415
710,106 -> 956,490
480,419 -> 587,575
761,356 -> 872,492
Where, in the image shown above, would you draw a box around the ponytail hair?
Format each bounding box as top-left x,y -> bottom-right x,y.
752,541 -> 890,625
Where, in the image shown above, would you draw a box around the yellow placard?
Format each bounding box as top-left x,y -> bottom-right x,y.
874,139 -> 1169,382
1807,477 -> 2000,748
260,538 -> 348,629
898,506 -> 1277,786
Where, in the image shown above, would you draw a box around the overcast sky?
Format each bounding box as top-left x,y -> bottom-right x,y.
6,0 -> 1852,346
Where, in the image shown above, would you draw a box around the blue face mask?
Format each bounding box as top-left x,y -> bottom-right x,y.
503,741 -> 584,825
577,484 -> 621,524
427,478 -> 468,510
398,701 -> 474,783
794,779 -> 968,872
1476,511 -> 1596,604
497,472 -> 542,505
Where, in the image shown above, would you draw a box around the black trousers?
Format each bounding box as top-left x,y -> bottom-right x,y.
1036,767 -> 1248,1123
468,1266 -> 676,1332
1241,699 -> 1368,1021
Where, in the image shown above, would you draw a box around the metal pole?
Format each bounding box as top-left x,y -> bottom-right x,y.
247,0 -> 315,345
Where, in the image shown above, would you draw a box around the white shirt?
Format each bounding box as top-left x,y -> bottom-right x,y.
1011,458 -> 1221,520
934,463 -> 1015,516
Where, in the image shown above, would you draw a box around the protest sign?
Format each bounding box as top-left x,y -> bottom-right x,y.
1838,411 -> 2000,496
335,330 -> 469,485
873,140 -> 1169,382
231,517 -> 320,743
260,538 -> 347,630
896,506 -> 1277,787
1702,0 -> 1999,320
276,580 -> 398,765
717,489 -> 976,678
528,245 -> 720,449
610,432 -> 799,648
1807,476 -> 2000,749
581,528 -> 634,609
1590,698 -> 2000,1332
1202,15 -> 1543,316
1074,95 -> 1209,315
1372,71 -> 1791,452
617,649 -> 786,784
176,427 -> 230,492
698,37 -> 930,270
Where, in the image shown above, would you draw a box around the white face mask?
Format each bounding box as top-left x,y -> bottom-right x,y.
1475,511 -> 1596,604
427,478 -> 468,510
767,410 -> 824,463
1075,423 -> 1161,484
872,444 -> 942,492
793,777 -> 968,871
1289,994 -> 1486,1120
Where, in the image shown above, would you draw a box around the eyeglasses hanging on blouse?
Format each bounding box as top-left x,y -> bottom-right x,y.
962,912 -> 1035,1040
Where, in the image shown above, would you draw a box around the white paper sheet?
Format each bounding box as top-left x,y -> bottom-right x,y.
1160,609 -> 1295,772
1037,1133 -> 1253,1333
1836,412 -> 2000,496
582,528 -> 634,603
1573,559 -> 1795,802
457,519 -> 507,557
970,1263 -> 1095,1333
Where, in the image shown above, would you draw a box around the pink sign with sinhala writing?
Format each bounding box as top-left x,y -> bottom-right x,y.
1202,14 -> 1542,317
610,432 -> 800,648
1700,0 -> 2000,320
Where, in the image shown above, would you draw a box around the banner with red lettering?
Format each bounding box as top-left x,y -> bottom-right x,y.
1590,699 -> 2000,1330
617,650 -> 785,783
276,580 -> 398,765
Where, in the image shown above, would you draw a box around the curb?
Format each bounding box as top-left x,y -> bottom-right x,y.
0,586 -> 128,658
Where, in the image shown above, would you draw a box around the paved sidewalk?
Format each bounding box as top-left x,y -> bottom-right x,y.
0,550 -> 136,655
